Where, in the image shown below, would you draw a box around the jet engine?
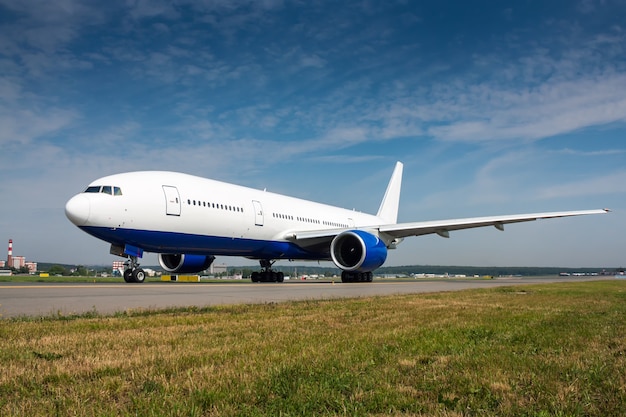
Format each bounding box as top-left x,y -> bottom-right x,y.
158,254 -> 216,274
330,230 -> 387,272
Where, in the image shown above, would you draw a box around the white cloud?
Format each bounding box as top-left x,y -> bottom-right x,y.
0,105 -> 78,145
557,148 -> 626,157
299,54 -> 326,69
0,77 -> 22,100
537,170 -> 626,199
0,0 -> 104,53
426,71 -> 626,142
125,0 -> 179,20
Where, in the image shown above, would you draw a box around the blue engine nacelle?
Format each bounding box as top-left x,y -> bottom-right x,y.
330,230 -> 387,272
158,254 -> 216,274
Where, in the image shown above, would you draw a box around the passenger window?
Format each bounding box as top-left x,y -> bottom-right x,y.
102,186 -> 112,195
85,186 -> 101,193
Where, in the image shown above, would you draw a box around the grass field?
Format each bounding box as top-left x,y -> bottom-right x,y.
1,280 -> 625,416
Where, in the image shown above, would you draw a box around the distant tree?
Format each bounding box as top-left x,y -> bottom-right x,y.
72,265 -> 88,276
48,265 -> 66,276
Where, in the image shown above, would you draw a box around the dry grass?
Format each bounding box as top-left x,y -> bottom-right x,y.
1,281 -> 625,416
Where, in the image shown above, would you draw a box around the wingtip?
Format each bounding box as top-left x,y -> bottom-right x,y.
603,208 -> 611,213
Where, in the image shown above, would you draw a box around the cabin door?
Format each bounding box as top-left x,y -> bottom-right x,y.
252,200 -> 264,226
162,185 -> 181,216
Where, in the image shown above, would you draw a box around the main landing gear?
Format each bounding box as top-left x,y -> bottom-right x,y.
341,271 -> 373,283
251,260 -> 284,283
123,256 -> 146,283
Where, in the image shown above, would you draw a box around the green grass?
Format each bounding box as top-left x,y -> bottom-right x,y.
1,280 -> 625,416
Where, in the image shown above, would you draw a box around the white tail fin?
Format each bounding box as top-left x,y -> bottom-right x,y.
376,161 -> 403,224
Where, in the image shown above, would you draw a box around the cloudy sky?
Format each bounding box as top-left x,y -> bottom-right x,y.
0,0 -> 624,268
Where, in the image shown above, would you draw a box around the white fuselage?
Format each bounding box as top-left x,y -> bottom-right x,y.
65,171 -> 384,260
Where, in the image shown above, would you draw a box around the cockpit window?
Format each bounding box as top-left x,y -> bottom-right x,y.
83,185 -> 123,195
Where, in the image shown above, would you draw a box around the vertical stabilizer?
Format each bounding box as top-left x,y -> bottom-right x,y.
376,161 -> 403,224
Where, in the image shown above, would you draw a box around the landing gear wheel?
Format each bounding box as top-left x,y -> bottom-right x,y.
341,271 -> 373,283
132,268 -> 146,283
122,255 -> 145,283
251,260 -> 285,283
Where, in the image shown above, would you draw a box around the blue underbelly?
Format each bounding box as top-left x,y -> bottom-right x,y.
80,226 -> 329,260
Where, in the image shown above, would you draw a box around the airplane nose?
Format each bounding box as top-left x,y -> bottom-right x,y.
65,194 -> 90,226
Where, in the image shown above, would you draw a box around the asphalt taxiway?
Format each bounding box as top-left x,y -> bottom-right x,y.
0,276 -> 607,318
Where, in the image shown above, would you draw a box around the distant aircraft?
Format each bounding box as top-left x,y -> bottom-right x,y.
65,162 -> 609,283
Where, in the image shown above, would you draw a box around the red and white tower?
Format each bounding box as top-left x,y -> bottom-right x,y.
7,239 -> 13,268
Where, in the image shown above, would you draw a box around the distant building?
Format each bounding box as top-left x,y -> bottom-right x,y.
5,239 -> 35,271
210,263 -> 228,275
25,262 -> 37,273
11,256 -> 25,269
112,261 -> 125,276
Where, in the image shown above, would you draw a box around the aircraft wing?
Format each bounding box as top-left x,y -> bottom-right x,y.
287,209 -> 609,246
377,208 -> 610,239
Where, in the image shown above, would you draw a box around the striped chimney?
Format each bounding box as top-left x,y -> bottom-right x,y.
7,239 -> 13,267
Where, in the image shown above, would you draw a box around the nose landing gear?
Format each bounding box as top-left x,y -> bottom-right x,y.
123,256 -> 145,283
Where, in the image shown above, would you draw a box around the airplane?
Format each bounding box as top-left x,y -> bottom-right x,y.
65,162 -> 609,283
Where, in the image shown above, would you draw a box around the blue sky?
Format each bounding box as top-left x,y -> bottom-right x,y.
0,0 -> 624,268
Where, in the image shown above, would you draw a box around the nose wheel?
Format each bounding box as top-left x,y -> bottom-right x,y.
123,256 -> 145,283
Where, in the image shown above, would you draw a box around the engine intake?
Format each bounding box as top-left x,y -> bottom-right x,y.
158,254 -> 215,274
330,230 -> 387,272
